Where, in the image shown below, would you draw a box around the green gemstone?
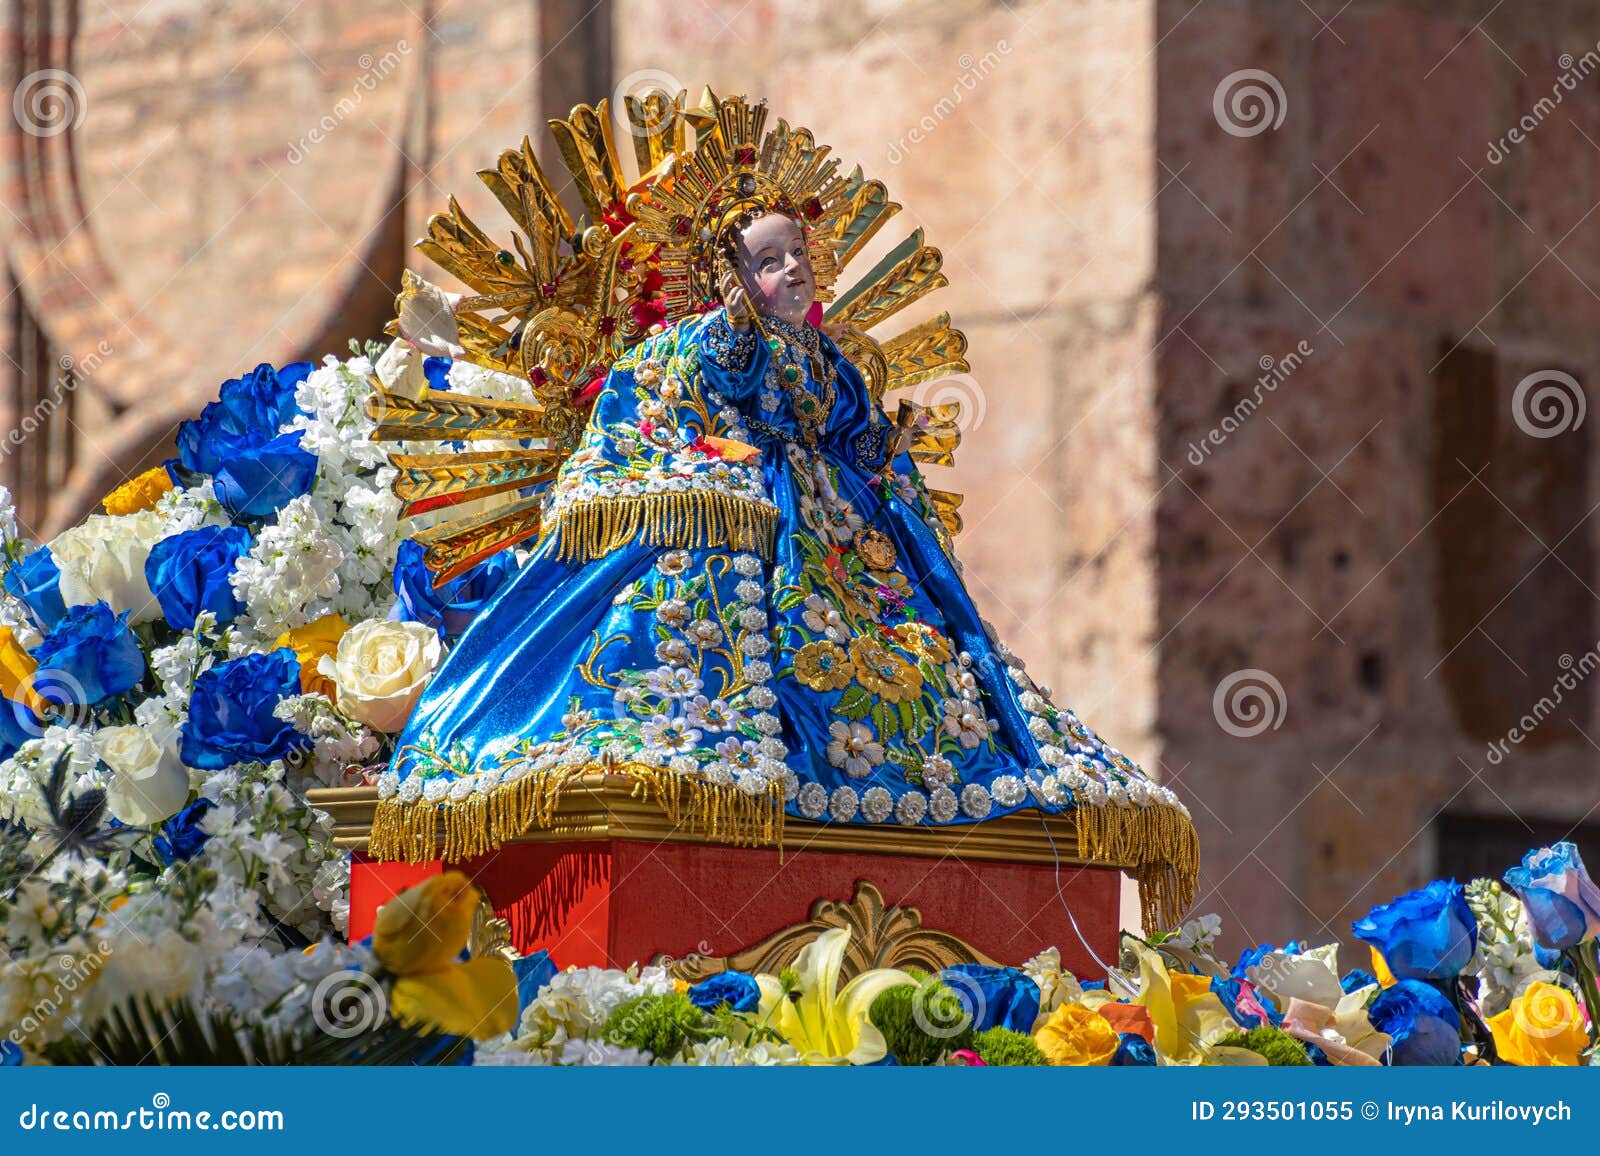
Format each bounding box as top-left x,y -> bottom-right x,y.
495,249 -> 515,266
782,365 -> 801,384
767,337 -> 783,354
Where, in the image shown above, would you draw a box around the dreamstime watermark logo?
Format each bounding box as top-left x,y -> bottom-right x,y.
916,971 -> 981,1040
18,668 -> 94,735
286,40 -> 411,164
3,341 -> 114,461
886,42 -> 1012,165
1485,644 -> 1600,765
1487,42 -> 1600,164
908,373 -> 987,434
1508,970 -> 1583,1039
8,941 -> 113,1046
310,969 -> 387,1038
1187,339 -> 1313,466
1212,668 -> 1287,738
1212,69 -> 1287,138
612,68 -> 686,139
1512,370 -> 1585,438
13,69 -> 87,137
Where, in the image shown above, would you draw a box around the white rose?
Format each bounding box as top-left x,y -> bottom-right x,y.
95,723 -> 190,825
318,619 -> 442,733
51,510 -> 167,624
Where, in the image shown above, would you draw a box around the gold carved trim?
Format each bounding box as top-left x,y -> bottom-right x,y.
468,896 -> 518,964
655,881 -> 1001,984
306,774 -> 1108,868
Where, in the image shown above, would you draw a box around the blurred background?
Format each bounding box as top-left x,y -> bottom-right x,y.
1,0 -> 1597,954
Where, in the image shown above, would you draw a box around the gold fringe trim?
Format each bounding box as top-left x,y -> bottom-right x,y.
368,761 -> 786,864
546,492 -> 779,564
1071,802 -> 1201,934
370,767 -> 1196,931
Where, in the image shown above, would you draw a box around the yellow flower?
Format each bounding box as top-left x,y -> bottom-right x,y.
1124,937 -> 1239,1064
373,871 -> 518,1041
895,621 -> 951,664
793,640 -> 854,692
274,613 -> 350,700
1369,945 -> 1396,988
848,635 -> 923,704
754,928 -> 913,1064
101,466 -> 174,516
1035,1002 -> 1119,1065
1488,981 -> 1588,1066
0,626 -> 45,714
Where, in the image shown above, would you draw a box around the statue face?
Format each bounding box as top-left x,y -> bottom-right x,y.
732,212 -> 814,326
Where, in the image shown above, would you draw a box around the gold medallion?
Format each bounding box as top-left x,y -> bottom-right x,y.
852,526 -> 898,571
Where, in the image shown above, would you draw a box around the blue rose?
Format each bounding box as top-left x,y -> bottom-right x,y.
176,363 -> 317,518
180,649 -> 308,769
1504,842 -> 1600,953
1110,1032 -> 1158,1066
1232,940 -> 1304,980
212,430 -> 318,519
152,798 -> 214,865
1210,975 -> 1280,1028
145,526 -> 252,630
941,963 -> 1041,1033
1369,979 -> 1461,1066
0,1039 -> 20,1066
0,697 -> 40,760
1340,968 -> 1379,994
423,357 -> 453,390
28,602 -> 145,705
176,362 -> 312,475
688,970 -> 761,1014
3,546 -> 65,630
391,540 -> 516,639
1352,879 -> 1477,980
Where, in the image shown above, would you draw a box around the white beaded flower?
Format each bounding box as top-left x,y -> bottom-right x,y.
990,775 -> 1026,808
828,785 -> 860,822
860,786 -> 893,823
960,783 -> 992,819
796,781 -> 827,819
928,787 -> 959,824
894,791 -> 928,825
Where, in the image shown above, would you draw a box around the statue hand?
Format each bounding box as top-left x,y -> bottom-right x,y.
719,269 -> 756,332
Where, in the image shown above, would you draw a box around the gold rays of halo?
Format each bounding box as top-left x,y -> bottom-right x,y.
369,84 -> 975,582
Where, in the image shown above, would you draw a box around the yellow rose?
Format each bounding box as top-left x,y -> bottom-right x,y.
317,618 -> 441,733
0,626 -> 46,714
373,871 -> 518,1042
373,871 -> 481,976
1488,981 -> 1588,1066
274,613 -> 350,699
1035,1001 -> 1119,1066
101,466 -> 174,516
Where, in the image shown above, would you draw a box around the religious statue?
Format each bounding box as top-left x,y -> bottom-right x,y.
364,89 -> 1196,929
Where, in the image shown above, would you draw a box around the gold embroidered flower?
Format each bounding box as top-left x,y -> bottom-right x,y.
895,622 -> 951,665
794,640 -> 854,692
848,635 -> 923,704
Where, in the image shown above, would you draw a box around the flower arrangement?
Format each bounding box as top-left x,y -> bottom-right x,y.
0,348 -> 531,1057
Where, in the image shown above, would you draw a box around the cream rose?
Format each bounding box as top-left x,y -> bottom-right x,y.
318,619 -> 442,733
51,510 -> 168,625
95,723 -> 191,825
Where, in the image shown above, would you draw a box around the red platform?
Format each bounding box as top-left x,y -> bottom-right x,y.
315,775 -> 1132,975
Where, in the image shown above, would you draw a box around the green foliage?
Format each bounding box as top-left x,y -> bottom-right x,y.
868,975 -> 974,1066
1217,1025 -> 1314,1066
40,995 -> 469,1066
602,992 -> 708,1060
972,1026 -> 1048,1066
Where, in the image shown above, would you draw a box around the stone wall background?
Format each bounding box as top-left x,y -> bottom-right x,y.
2,0 -> 1597,955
